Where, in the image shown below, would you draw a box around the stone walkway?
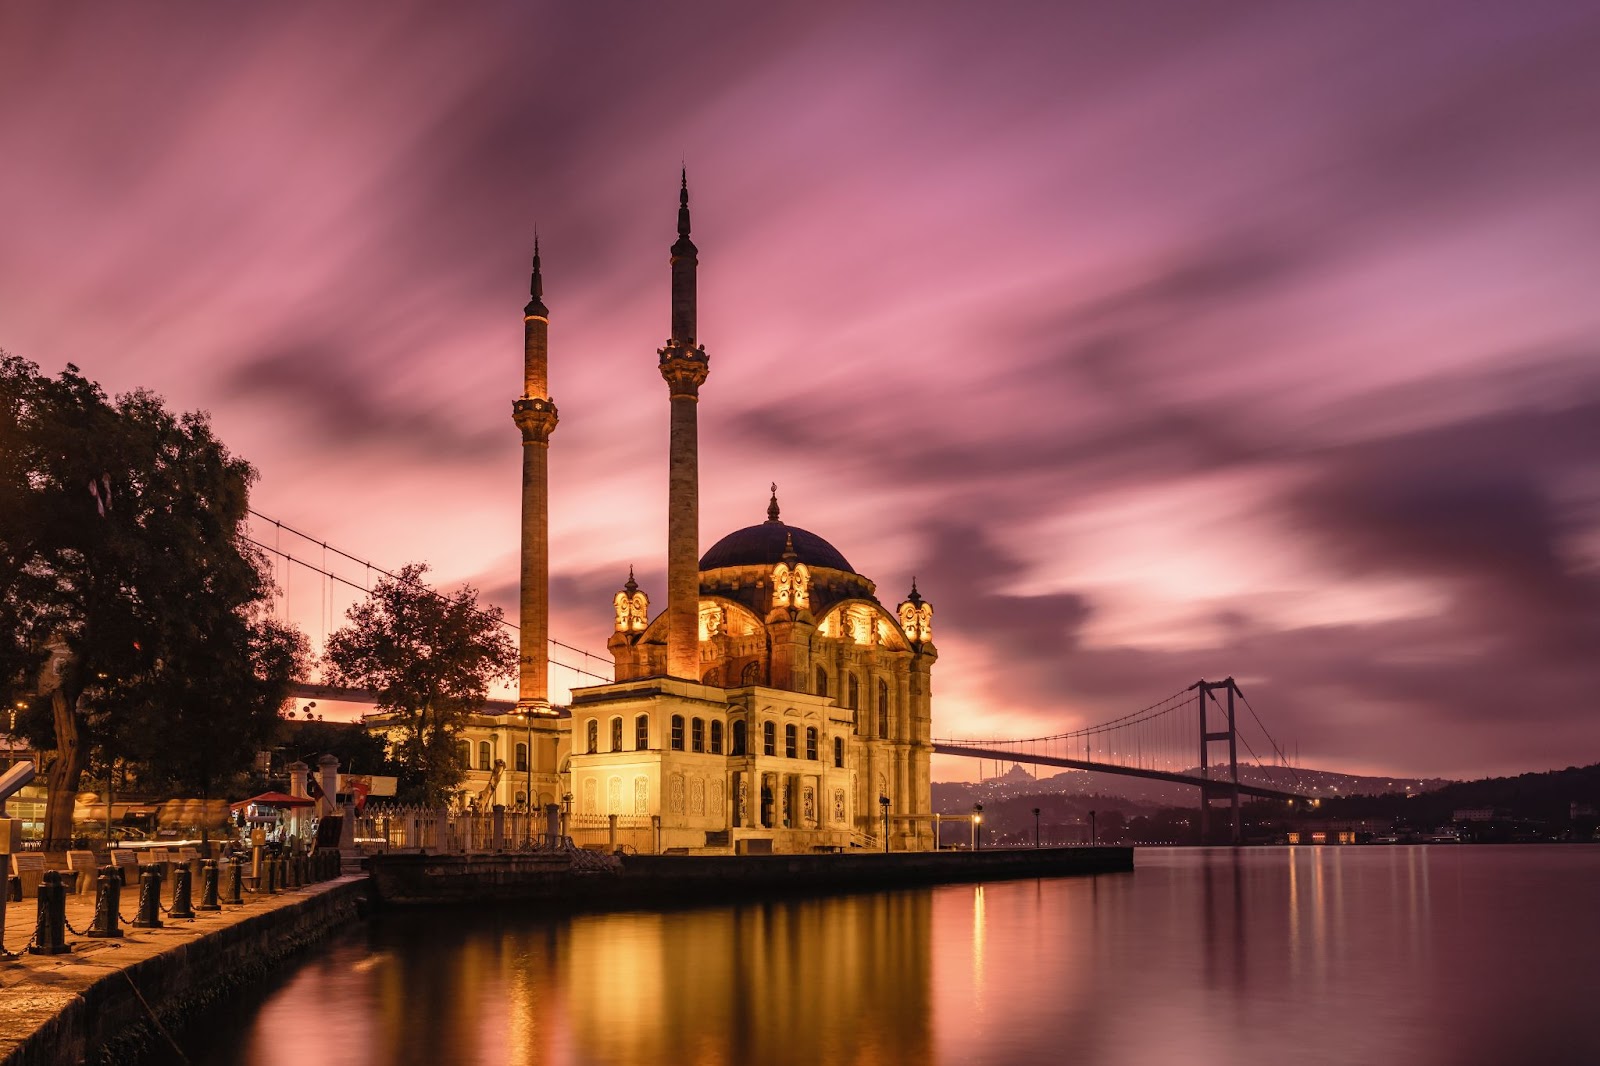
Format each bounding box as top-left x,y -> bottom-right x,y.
0,873 -> 364,1064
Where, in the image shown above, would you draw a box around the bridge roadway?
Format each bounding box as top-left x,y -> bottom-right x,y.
932,743 -> 1310,802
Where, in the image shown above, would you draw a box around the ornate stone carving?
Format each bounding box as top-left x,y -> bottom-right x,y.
670,773 -> 686,814
897,581 -> 933,644
834,789 -> 846,823
608,776 -> 623,815
613,569 -> 649,633
690,777 -> 705,816
773,560 -> 812,611
582,777 -> 597,815
802,786 -> 816,826
512,396 -> 559,443
634,776 -> 650,815
658,344 -> 710,398
712,780 -> 725,819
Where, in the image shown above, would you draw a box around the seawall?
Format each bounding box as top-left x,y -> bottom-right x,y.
367,846 -> 1133,907
0,876 -> 366,1066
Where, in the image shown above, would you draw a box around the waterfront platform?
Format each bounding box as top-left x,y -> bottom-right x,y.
366,845 -> 1133,907
0,873 -> 366,1066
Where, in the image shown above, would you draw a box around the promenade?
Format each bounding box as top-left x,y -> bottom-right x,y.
0,872 -> 365,1066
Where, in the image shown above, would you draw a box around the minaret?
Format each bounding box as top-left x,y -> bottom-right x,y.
658,170 -> 710,680
513,235 -> 559,712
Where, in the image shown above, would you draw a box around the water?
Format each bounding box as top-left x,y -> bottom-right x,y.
186,847 -> 1600,1066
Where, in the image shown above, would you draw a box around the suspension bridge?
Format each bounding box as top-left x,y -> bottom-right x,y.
249,509 -> 1309,843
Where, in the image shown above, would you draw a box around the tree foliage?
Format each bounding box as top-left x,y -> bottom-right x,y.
0,354 -> 306,843
323,563 -> 516,805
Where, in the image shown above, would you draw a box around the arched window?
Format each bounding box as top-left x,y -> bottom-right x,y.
585,719 -> 598,754
784,724 -> 798,759
741,660 -> 761,685
457,741 -> 471,769
636,714 -> 650,751
879,679 -> 890,739
834,735 -> 844,768
815,666 -> 828,697
610,717 -> 623,752
671,715 -> 685,751
731,720 -> 747,756
805,727 -> 818,761
848,674 -> 859,710
479,741 -> 492,770
515,743 -> 528,773
762,721 -> 776,757
710,720 -> 724,755
692,717 -> 706,752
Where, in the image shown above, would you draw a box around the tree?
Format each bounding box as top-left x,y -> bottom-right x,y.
1,354 -> 305,845
323,564 -> 516,805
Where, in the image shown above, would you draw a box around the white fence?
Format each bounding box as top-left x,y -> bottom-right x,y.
352,805 -> 659,855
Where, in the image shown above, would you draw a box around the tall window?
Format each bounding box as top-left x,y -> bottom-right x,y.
879,680 -> 890,739
515,743 -> 528,773
805,727 -> 818,761
834,735 -> 844,768
671,715 -> 685,751
479,741 -> 492,770
848,674 -> 859,710
710,720 -> 724,755
741,660 -> 761,685
636,714 -> 650,751
815,665 -> 828,697
458,740 -> 471,769
732,720 -> 747,756
785,724 -> 798,759
585,719 -> 598,754
610,717 -> 623,753
762,721 -> 776,757
692,717 -> 706,753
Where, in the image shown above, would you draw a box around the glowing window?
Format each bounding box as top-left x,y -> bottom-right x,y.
585,720 -> 598,754
610,718 -> 623,753
514,743 -> 528,773
805,727 -> 818,761
635,714 -> 650,750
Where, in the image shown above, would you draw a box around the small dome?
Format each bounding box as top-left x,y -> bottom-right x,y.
699,522 -> 856,574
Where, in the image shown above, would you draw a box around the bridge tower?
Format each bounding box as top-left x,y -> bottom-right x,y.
1195,677 -> 1241,845
512,235 -> 564,804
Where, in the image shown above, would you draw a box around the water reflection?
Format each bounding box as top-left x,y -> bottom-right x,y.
190,848 -> 1600,1066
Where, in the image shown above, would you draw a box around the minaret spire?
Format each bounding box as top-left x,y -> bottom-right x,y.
514,231 -> 559,730
659,169 -> 711,680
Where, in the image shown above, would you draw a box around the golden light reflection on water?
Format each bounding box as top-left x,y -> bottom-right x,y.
194,849 -> 1600,1066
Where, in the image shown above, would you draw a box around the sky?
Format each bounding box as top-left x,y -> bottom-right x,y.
3,2 -> 1599,781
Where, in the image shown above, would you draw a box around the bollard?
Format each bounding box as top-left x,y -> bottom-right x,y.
132,867 -> 164,928
28,871 -> 72,955
198,859 -> 221,911
265,856 -> 280,894
225,857 -> 244,905
87,868 -> 123,938
288,852 -> 302,889
169,864 -> 196,919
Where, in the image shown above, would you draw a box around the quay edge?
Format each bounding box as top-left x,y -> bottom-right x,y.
365,846 -> 1134,907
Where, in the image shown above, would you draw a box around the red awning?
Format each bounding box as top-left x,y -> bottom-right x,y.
229,791 -> 316,811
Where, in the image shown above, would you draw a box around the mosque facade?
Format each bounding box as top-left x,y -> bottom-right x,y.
462,176 -> 937,853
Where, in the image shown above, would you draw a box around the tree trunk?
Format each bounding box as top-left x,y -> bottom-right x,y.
43,686 -> 85,849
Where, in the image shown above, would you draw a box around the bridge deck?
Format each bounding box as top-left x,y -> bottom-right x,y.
933,743 -> 1309,801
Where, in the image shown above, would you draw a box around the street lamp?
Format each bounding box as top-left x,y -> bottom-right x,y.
1033,807 -> 1041,848
879,795 -> 891,854
1089,809 -> 1097,845
972,803 -> 984,852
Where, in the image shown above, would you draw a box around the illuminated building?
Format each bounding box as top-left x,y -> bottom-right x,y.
524,174 -> 938,852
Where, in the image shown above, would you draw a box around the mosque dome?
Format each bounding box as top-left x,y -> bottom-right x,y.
699,522 -> 856,574
699,488 -> 856,573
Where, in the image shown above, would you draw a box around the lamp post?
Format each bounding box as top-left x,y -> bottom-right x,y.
1089,809 -> 1097,846
879,795 -> 891,854
972,803 -> 983,851
1033,807 -> 1041,848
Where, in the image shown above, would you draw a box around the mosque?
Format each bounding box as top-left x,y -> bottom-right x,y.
457,175 -> 936,853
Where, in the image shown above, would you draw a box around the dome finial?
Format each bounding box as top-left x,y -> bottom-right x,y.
625,565 -> 638,595
782,531 -> 798,564
766,482 -> 781,523
907,577 -> 923,607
